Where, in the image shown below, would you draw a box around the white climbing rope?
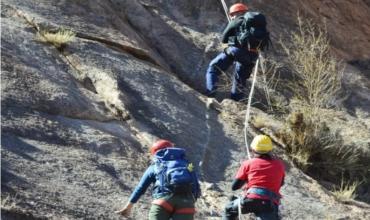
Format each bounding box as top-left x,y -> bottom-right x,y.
218,1 -> 266,219
244,56 -> 260,160
236,55 -> 261,220
219,0 -> 256,160
199,100 -> 212,173
220,0 -> 231,22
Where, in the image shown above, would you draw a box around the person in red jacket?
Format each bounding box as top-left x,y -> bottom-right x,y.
222,135 -> 285,220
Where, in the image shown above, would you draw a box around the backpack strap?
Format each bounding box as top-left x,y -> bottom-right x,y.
153,159 -> 167,190
155,148 -> 186,161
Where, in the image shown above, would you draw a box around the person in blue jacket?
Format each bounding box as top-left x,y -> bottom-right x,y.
205,3 -> 258,101
115,139 -> 201,220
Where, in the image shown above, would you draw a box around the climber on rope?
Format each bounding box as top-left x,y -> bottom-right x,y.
222,135 -> 285,220
115,139 -> 201,220
205,3 -> 270,101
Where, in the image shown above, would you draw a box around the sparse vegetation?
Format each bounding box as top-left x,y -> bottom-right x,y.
333,179 -> 359,201
269,16 -> 370,201
1,194 -> 18,209
278,112 -> 368,183
252,115 -> 269,129
215,66 -> 234,94
274,109 -> 370,204
37,28 -> 75,49
259,58 -> 288,113
280,16 -> 343,114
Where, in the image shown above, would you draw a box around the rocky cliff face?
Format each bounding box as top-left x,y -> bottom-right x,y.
1,0 -> 370,219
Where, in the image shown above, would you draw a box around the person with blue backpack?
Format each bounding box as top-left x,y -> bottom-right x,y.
205,3 -> 270,101
222,135 -> 285,220
115,139 -> 201,220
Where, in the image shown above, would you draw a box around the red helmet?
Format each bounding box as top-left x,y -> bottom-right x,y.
150,139 -> 174,155
229,3 -> 248,16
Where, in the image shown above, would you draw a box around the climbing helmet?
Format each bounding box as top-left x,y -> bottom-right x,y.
251,135 -> 273,154
150,139 -> 174,155
229,3 -> 248,16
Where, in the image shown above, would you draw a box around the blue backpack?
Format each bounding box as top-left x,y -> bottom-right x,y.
153,148 -> 200,198
237,12 -> 270,51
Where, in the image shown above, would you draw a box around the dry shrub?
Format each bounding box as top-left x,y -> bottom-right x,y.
259,57 -> 288,113
37,28 -> 75,49
215,67 -> 233,94
333,179 -> 359,202
251,115 -> 269,129
1,194 -> 18,210
279,111 -> 364,183
280,16 -> 343,113
273,16 -> 370,201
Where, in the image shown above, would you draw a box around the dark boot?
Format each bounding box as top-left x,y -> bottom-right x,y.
222,197 -> 240,220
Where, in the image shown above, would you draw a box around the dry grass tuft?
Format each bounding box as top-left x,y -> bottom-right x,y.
251,115 -> 269,129
279,111 -> 362,180
37,28 -> 75,49
333,180 -> 359,202
1,194 -> 18,209
277,109 -> 370,203
259,57 -> 287,112
216,68 -> 233,94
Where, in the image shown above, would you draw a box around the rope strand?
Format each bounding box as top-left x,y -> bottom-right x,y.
244,56 -> 260,160
220,0 -> 231,22
218,2 -> 264,220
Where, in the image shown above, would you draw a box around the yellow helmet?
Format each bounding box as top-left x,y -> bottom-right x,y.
251,135 -> 273,154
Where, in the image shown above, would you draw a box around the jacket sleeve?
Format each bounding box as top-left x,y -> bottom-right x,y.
128,165 -> 156,203
231,178 -> 246,191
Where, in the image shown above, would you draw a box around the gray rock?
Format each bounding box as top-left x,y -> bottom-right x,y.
2,0 -> 370,219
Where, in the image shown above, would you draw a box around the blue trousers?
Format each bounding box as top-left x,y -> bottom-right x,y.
205,46 -> 258,101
